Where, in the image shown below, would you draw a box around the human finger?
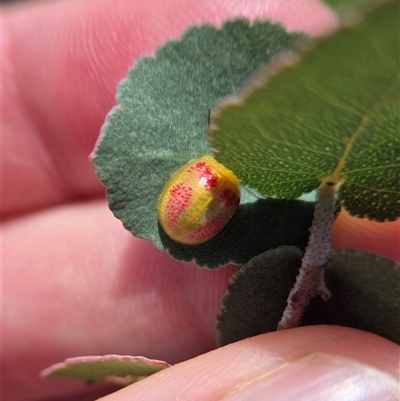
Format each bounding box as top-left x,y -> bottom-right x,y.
2,200 -> 238,400
99,326 -> 399,401
3,199 -> 398,400
2,0 -> 338,216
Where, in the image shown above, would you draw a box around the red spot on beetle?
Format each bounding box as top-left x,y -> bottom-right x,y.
186,216 -> 226,243
219,188 -> 240,208
166,183 -> 193,225
158,156 -> 241,245
188,161 -> 218,189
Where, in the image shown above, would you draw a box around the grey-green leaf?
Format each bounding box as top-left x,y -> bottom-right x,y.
323,0 -> 357,7
92,19 -> 308,267
217,247 -> 399,347
41,355 -> 169,385
217,246 -> 305,347
325,249 -> 400,344
162,199 -> 314,268
209,1 -> 400,222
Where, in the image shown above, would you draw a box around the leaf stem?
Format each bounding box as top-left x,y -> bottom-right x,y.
278,181 -> 338,330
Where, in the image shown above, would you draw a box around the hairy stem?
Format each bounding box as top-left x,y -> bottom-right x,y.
278,181 -> 338,330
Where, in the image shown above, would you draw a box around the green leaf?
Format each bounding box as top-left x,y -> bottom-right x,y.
41,355 -> 169,385
163,199 -> 314,268
323,0 -> 381,9
217,246 -> 305,346
92,19 -> 308,267
217,247 -> 399,347
325,249 -> 400,344
323,0 -> 357,7
209,1 -> 400,221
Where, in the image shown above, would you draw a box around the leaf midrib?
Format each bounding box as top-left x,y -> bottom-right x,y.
324,72 -> 399,185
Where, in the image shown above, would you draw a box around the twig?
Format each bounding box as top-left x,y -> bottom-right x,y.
278,181 -> 338,330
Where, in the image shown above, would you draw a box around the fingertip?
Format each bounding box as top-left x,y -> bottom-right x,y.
3,0 -> 339,215
100,326 -> 399,401
221,354 -> 398,401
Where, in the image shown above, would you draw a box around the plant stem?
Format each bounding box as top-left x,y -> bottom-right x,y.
278,181 -> 338,330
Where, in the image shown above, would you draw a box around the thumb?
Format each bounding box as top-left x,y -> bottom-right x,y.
99,326 -> 399,401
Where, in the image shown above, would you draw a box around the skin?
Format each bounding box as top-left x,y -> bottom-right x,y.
2,0 -> 399,400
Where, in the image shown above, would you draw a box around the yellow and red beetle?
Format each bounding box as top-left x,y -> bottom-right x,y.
158,156 -> 240,245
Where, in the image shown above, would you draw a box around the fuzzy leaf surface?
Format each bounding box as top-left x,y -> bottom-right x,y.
217,246 -> 304,346
210,1 -> 400,221
325,249 -> 400,344
217,247 -> 399,346
323,0 -> 356,7
163,198 -> 313,268
92,20 -> 311,267
41,355 -> 169,385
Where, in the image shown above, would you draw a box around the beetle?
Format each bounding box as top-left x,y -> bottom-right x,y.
158,156 -> 240,245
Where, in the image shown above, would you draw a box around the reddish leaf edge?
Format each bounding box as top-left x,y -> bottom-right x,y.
40,354 -> 170,385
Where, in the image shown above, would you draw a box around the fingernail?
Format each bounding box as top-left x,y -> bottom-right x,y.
221,353 -> 399,401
